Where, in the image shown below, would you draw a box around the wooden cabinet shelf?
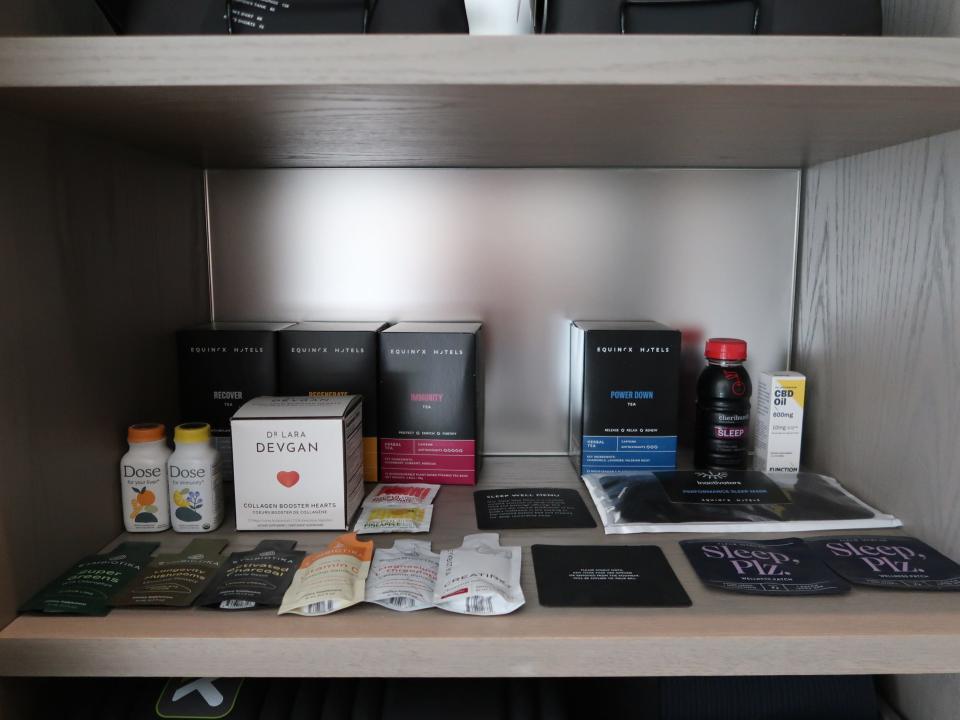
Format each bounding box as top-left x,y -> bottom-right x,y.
2,457 -> 958,678
1,36 -> 960,168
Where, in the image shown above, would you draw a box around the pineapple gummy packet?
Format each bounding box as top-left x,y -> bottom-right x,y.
434,533 -> 525,616
197,540 -> 304,611
279,533 -> 374,616
21,541 -> 159,616
363,483 -> 439,508
354,506 -> 433,535
365,540 -> 440,611
112,538 -> 228,608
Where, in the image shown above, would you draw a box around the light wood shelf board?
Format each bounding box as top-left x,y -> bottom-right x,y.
0,37 -> 959,167
1,457 -> 958,677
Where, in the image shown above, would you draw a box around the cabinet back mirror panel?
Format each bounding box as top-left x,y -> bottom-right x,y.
207,168 -> 800,453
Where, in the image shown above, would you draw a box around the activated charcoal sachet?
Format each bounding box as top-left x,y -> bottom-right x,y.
21,541 -> 159,616
197,540 -> 305,610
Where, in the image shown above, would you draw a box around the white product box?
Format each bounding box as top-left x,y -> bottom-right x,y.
231,396 -> 364,531
754,372 -> 806,473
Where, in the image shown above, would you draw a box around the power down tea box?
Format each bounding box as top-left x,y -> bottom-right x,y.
754,371 -> 806,473
230,396 -> 364,530
278,322 -> 387,482
177,322 -> 291,476
379,322 -> 484,485
569,321 -> 680,474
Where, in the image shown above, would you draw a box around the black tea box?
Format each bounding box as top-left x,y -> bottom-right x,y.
379,322 -> 483,485
569,321 -> 681,475
278,322 -> 387,482
176,321 -> 291,476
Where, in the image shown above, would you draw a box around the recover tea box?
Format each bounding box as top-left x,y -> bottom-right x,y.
278,322 -> 387,482
379,322 -> 483,485
754,371 -> 806,473
177,322 -> 291,476
569,321 -> 680,474
231,396 -> 364,530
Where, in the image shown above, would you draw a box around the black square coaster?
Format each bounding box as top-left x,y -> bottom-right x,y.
474,488 -> 597,530
532,545 -> 691,607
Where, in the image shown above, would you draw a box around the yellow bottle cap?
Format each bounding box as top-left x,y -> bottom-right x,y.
174,422 -> 211,444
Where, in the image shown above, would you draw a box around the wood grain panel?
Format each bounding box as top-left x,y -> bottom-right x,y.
796,130 -> 960,719
1,36 -> 960,168
0,111 -> 207,630
2,457 -> 960,678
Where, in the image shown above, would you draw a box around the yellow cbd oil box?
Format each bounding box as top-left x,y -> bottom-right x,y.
230,396 -> 364,530
753,371 -> 806,473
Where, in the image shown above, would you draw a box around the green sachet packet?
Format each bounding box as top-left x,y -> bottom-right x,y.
111,538 -> 228,608
21,541 -> 159,616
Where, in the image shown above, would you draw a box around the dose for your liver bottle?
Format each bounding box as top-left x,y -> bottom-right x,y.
120,423 -> 172,532
168,422 -> 224,533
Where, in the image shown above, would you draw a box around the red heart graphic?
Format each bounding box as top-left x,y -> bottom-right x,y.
277,471 -> 300,488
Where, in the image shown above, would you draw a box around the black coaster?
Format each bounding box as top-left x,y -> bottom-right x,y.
654,470 -> 791,505
474,488 -> 596,530
532,545 -> 691,607
808,536 -> 960,591
681,538 -> 850,596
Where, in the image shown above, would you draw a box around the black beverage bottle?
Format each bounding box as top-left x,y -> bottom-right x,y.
694,338 -> 752,469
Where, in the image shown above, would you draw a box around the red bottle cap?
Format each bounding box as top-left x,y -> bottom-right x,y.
704,338 -> 747,362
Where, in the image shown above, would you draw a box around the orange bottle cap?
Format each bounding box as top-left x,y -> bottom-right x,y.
128,423 -> 166,443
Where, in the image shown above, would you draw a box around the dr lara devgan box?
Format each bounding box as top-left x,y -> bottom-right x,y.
569,321 -> 681,474
230,396 -> 365,531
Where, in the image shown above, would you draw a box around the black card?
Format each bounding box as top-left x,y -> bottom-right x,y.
532,545 -> 691,607
681,538 -> 850,596
654,470 -> 791,505
808,536 -> 960,591
474,488 -> 597,530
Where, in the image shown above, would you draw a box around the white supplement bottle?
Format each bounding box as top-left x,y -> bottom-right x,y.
120,423 -> 172,532
168,422 -> 224,533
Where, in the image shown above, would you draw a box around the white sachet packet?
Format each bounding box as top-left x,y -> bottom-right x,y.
363,483 -> 440,508
365,540 -> 440,612
355,506 -> 433,535
434,533 -> 525,616
278,533 -> 373,616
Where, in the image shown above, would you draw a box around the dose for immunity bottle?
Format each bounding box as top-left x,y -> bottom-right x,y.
168,422 -> 224,533
694,338 -> 753,470
120,423 -> 172,532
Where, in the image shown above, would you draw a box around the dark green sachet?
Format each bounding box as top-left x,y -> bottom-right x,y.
111,538 -> 228,608
21,541 -> 159,616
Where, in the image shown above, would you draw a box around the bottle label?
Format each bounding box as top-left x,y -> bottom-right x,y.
122,464 -> 170,532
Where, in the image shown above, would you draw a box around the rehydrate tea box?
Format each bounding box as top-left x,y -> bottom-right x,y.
177,322 -> 291,476
379,322 -> 483,485
754,371 -> 806,473
569,321 -> 681,474
278,322 -> 388,482
231,396 -> 364,530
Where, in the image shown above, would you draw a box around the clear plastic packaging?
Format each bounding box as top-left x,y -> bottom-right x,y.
583,470 -> 901,534
434,533 -> 524,616
363,483 -> 440,508
354,506 -> 434,534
